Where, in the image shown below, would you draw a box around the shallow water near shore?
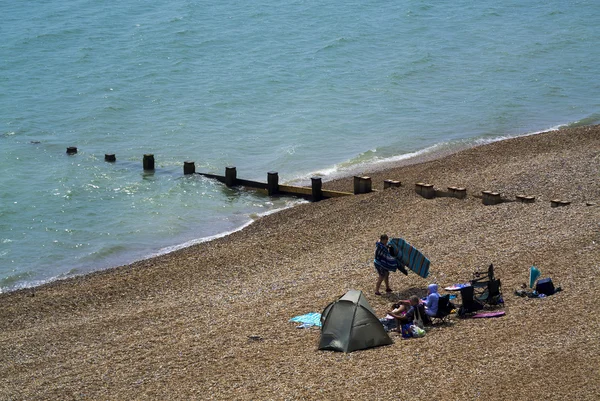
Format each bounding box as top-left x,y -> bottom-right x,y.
1,0 -> 599,292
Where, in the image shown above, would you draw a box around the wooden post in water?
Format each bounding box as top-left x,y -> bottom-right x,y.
143,154 -> 155,171
225,166 -> 237,187
66,147 -> 77,155
311,177 -> 323,202
105,154 -> 116,162
183,161 -> 195,175
267,171 -> 279,196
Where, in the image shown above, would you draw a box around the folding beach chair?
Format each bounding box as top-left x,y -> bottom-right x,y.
475,278 -> 502,306
457,286 -> 484,317
472,264 -> 494,284
471,264 -> 496,299
430,294 -> 454,324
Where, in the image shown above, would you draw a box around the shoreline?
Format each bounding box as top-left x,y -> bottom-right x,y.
0,124 -> 573,294
1,124 -> 599,399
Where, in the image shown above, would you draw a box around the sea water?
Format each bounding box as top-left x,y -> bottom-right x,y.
1,0 -> 599,292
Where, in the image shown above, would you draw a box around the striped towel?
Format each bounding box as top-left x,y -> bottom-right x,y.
388,237 -> 430,278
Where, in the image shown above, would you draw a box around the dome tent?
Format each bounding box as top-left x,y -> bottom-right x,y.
319,290 -> 392,353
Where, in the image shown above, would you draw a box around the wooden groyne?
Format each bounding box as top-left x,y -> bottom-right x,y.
64,148 -> 595,208
197,167 -> 352,201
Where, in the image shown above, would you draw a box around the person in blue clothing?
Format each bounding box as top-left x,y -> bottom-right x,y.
424,283 -> 440,317
373,234 -> 398,295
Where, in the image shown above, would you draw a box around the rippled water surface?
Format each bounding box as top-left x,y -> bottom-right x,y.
1,0 -> 599,291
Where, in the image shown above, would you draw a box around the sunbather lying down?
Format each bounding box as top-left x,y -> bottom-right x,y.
387,295 -> 431,328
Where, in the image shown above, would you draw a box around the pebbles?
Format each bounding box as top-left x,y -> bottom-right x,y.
0,125 -> 599,400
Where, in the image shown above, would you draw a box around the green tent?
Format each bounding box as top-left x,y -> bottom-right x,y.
319,290 -> 393,353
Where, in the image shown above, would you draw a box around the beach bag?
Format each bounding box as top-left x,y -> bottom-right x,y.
410,325 -> 426,338
536,278 -> 555,296
401,323 -> 413,338
412,305 -> 424,329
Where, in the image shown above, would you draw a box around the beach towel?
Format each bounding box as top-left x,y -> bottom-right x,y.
387,237 -> 430,278
374,241 -> 398,274
289,312 -> 322,327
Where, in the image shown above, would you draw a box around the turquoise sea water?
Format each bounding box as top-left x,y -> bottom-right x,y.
1,0 -> 599,292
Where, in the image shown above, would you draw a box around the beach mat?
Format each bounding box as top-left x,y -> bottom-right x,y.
471,311 -> 506,319
388,237 -> 430,278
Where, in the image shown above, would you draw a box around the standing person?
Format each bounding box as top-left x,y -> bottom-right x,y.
373,234 -> 398,295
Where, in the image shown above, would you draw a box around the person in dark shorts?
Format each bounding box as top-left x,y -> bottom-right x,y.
373,234 -> 398,295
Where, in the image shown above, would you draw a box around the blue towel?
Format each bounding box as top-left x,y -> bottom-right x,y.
388,237 -> 430,278
289,312 -> 322,327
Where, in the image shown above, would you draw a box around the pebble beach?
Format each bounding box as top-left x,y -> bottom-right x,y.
1,125 -> 599,400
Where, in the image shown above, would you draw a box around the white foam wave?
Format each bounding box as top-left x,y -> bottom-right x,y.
472,124 -> 563,146
150,220 -> 255,256
369,143 -> 444,165
288,123 -> 571,185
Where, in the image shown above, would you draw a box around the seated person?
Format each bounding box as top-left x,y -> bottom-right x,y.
388,295 -> 430,328
424,283 -> 440,317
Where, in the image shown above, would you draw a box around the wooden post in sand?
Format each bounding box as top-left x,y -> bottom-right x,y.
105,154 -> 116,162
66,146 -> 77,155
183,161 -> 195,175
516,195 -> 535,203
455,187 -> 467,199
551,199 -> 570,208
384,180 -> 401,189
482,191 -> 501,205
421,184 -> 435,199
143,154 -> 155,170
267,171 -> 279,196
353,176 -> 372,194
311,177 -> 323,202
447,187 -> 467,199
361,177 -> 372,193
354,176 -> 362,194
225,166 -> 237,187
